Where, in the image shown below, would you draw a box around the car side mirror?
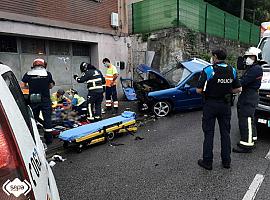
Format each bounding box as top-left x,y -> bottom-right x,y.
237,56 -> 246,70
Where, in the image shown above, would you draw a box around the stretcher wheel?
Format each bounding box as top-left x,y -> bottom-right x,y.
63,141 -> 69,149
77,144 -> 83,153
107,132 -> 115,141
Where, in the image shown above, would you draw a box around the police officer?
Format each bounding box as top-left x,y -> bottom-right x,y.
21,58 -> 55,144
233,47 -> 263,153
74,62 -> 105,121
196,49 -> 242,170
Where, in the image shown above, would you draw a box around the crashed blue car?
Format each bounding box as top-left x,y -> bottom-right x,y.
134,58 -> 210,117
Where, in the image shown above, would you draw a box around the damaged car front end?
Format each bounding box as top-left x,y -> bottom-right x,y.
134,58 -> 210,117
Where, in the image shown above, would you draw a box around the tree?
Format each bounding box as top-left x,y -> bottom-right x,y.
204,0 -> 270,25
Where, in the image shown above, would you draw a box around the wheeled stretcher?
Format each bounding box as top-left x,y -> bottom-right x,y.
59,111 -> 137,152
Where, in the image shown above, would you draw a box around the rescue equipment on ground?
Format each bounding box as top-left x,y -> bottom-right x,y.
120,77 -> 137,101
59,111 -> 137,153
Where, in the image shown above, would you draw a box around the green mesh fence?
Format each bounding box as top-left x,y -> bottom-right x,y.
132,0 -> 260,45
239,20 -> 251,44
206,4 -> 224,38
225,12 -> 239,41
133,0 -> 177,33
178,0 -> 206,32
250,24 -> 260,45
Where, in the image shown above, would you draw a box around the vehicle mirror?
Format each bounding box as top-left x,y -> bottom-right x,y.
237,56 -> 246,70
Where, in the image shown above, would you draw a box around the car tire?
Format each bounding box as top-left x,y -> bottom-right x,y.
152,101 -> 171,117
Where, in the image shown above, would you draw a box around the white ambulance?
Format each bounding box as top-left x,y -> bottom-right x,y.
0,63 -> 60,199
255,22 -> 270,132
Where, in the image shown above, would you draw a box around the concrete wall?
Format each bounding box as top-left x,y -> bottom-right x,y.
0,20 -> 130,99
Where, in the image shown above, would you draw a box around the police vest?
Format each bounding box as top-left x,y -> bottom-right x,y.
86,69 -> 103,92
205,64 -> 235,99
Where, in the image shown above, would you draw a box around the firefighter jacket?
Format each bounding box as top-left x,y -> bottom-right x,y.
75,68 -> 105,93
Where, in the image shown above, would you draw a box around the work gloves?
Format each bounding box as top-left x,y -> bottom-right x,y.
73,74 -> 78,80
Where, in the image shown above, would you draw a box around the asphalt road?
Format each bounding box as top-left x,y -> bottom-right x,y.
53,106 -> 270,200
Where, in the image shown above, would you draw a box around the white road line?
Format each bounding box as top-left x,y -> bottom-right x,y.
242,174 -> 265,200
265,149 -> 270,160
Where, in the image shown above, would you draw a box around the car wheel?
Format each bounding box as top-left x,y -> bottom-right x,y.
152,101 -> 171,117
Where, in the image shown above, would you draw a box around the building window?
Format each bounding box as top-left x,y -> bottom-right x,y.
49,41 -> 70,55
72,43 -> 90,56
21,38 -> 46,54
0,36 -> 17,53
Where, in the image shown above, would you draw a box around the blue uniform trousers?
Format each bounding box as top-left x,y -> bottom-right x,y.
202,99 -> 231,164
237,89 -> 259,148
31,97 -> 53,144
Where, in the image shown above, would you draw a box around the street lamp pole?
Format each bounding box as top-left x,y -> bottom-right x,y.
240,0 -> 245,19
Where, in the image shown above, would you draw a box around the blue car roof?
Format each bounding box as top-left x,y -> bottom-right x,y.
137,58 -> 210,76
181,58 -> 210,73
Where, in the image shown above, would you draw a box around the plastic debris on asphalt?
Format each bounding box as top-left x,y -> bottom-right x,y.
51,155 -> 67,162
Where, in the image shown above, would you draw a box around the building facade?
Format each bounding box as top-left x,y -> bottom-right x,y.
0,0 -> 129,97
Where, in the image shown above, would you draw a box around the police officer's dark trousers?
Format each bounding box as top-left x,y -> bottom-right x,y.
237,89 -> 259,149
202,99 -> 231,164
87,92 -> 103,120
31,97 -> 53,144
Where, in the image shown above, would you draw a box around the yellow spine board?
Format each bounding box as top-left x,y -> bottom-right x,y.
75,120 -> 136,143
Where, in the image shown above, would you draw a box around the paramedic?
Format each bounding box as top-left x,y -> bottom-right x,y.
68,89 -> 87,116
196,49 -> 242,170
51,88 -> 71,108
74,62 -> 105,121
233,47 -> 263,153
103,58 -> 119,113
21,58 -> 55,144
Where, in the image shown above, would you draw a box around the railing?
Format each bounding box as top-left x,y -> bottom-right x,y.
132,0 -> 260,45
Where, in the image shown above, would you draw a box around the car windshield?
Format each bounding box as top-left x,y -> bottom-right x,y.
259,37 -> 270,64
162,64 -> 191,86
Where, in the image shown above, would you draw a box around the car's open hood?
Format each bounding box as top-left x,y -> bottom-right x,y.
136,58 -> 209,86
136,64 -> 170,86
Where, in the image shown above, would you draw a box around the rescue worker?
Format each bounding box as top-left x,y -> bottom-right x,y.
196,49 -> 242,170
74,62 -> 105,121
67,89 -> 87,115
102,58 -> 119,113
51,88 -> 71,108
233,47 -> 263,153
21,58 -> 55,144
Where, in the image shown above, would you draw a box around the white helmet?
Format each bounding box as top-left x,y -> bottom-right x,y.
244,47 -> 262,61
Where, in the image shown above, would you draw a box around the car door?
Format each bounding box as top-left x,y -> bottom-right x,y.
0,70 -> 59,200
174,72 -> 203,109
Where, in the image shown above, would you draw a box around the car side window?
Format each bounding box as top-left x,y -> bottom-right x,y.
186,73 -> 201,88
2,71 -> 36,143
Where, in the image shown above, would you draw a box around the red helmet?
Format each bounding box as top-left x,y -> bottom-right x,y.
32,58 -> 45,68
